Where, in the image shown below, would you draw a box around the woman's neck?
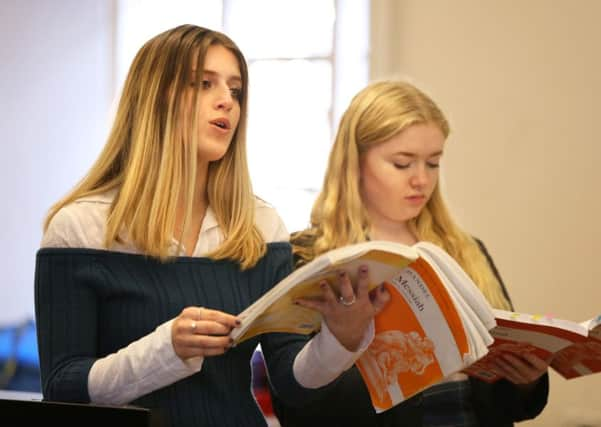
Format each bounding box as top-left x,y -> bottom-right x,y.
369,221 -> 417,245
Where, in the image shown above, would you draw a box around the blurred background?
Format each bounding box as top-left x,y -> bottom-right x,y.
1,1 -> 600,426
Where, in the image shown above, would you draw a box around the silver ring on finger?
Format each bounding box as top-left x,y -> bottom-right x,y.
191,320 -> 197,331
338,294 -> 356,307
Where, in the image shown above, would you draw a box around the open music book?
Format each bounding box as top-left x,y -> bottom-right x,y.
231,240 -> 497,412
231,240 -> 420,343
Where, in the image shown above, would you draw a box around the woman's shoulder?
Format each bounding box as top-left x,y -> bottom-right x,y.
253,197 -> 290,243
41,191 -> 115,249
290,228 -> 316,247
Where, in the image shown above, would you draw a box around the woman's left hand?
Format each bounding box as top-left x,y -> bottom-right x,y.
294,265 -> 390,352
490,351 -> 550,387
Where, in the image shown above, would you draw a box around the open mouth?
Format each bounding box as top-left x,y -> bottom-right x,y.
210,119 -> 230,130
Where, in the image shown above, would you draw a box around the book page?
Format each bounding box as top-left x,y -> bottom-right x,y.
582,315 -> 601,340
414,242 -> 496,333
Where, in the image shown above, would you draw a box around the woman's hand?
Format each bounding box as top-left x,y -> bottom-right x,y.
171,306 -> 240,360
295,265 -> 390,352
490,351 -> 550,388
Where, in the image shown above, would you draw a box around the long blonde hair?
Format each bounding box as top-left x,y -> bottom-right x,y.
44,25 -> 265,269
294,80 -> 510,309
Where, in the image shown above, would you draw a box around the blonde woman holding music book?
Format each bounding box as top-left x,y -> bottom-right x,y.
268,80 -> 550,427
34,25 -> 389,427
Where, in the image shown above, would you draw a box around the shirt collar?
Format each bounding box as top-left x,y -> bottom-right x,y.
77,190 -> 218,233
200,206 -> 219,233
75,189 -> 117,204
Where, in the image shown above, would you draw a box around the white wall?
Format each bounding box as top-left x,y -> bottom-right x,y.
0,0 -> 114,324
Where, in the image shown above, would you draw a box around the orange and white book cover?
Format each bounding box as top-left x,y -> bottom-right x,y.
356,257 -> 472,412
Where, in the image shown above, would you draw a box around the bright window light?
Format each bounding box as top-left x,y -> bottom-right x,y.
114,0 -> 369,233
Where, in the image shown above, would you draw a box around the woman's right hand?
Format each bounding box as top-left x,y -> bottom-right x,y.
171,306 -> 240,360
295,265 -> 390,352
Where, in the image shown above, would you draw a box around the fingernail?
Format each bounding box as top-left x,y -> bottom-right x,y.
235,319 -> 241,326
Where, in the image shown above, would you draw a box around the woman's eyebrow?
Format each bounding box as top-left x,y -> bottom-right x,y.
392,150 -> 443,157
200,69 -> 242,85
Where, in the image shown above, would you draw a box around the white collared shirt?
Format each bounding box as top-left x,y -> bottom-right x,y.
42,191 -> 373,405
41,190 -> 289,256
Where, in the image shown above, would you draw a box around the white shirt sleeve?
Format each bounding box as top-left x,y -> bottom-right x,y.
293,320 -> 375,388
43,202 -> 202,404
88,320 -> 203,405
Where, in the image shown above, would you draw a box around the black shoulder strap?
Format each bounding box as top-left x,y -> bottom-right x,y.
474,237 -> 514,310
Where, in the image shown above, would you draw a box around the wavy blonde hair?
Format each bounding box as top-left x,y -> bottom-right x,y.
44,25 -> 265,269
294,80 -> 510,309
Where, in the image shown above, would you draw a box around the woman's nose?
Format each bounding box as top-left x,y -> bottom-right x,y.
410,166 -> 428,188
215,86 -> 233,111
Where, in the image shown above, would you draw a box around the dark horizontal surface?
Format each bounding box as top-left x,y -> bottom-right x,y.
0,392 -> 163,426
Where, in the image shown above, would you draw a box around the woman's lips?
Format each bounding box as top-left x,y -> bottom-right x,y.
209,117 -> 231,130
405,195 -> 425,204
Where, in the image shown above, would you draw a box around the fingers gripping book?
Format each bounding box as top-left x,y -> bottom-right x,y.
230,240 -> 497,412
231,240 -> 422,343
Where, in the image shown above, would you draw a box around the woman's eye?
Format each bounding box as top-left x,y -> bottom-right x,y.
393,163 -> 410,170
230,87 -> 242,100
426,162 -> 440,169
190,80 -> 212,89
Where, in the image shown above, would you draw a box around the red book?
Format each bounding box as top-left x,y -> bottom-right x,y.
464,309 -> 601,382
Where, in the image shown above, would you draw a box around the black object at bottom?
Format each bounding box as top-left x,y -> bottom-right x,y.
0,392 -> 164,427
